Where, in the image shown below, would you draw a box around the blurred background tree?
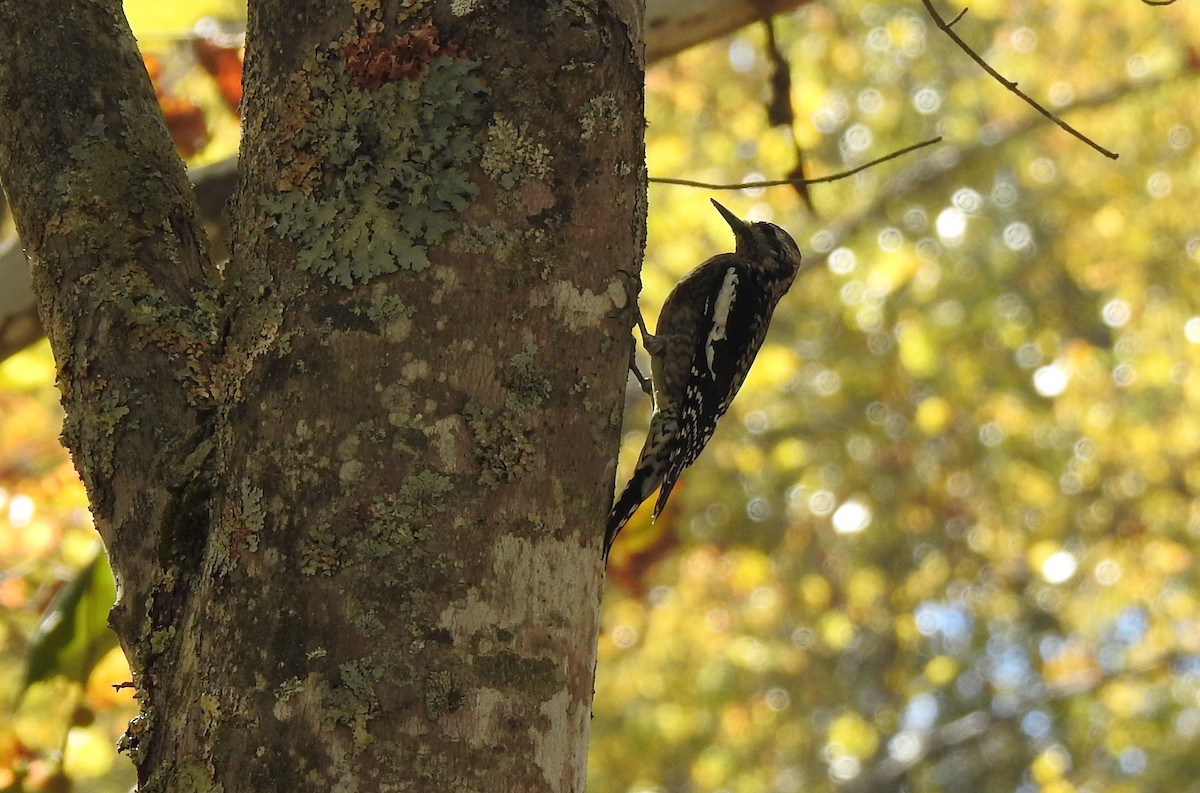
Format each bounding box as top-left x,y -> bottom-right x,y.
2,0 -> 1199,791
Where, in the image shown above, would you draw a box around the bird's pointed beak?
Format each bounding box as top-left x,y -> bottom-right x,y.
711,199 -> 750,237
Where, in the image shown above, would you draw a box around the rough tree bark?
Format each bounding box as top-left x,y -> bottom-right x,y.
0,0 -> 644,790
0,0 -> 811,364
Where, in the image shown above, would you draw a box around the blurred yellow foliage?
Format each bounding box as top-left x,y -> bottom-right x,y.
819,611 -> 856,650
897,320 -> 938,378
0,0 -> 1198,791
800,574 -> 833,611
924,654 -> 958,686
915,395 -> 953,435
826,710 -> 878,759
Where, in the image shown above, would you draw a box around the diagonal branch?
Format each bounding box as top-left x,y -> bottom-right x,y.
806,68 -> 1194,279
647,136 -> 943,191
922,0 -> 1119,160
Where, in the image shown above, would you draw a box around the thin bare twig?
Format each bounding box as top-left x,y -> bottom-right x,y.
806,67 -> 1191,279
647,136 -> 943,191
922,0 -> 1119,160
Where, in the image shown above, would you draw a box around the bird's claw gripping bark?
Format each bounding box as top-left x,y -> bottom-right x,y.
613,268 -> 658,398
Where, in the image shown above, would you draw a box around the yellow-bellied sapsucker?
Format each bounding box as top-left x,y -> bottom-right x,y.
605,199 -> 804,559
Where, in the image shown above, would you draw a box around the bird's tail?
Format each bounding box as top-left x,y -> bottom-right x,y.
604,413 -> 676,559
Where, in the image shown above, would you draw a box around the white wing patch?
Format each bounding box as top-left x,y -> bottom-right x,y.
705,267 -> 738,377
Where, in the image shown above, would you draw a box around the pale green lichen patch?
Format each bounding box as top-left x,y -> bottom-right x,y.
480,114 -> 552,189
502,343 -> 551,409
580,92 -> 620,141
94,390 -> 132,435
117,709 -> 152,763
464,402 -> 536,488
299,521 -> 339,576
365,292 -> 412,324
324,659 -> 379,750
199,693 -> 221,733
454,220 -> 518,262
274,665 -> 379,765
240,481 -> 265,541
449,0 -> 480,16
272,676 -> 305,721
264,51 -> 488,286
392,469 -> 455,519
423,669 -> 461,719
356,419 -> 387,443
363,290 -> 415,342
211,479 -> 264,575
302,469 -> 454,574
460,344 -> 550,487
62,384 -> 131,479
147,620 -> 176,658
352,608 -> 385,638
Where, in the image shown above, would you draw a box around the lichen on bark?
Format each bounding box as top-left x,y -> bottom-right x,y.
264,24 -> 489,285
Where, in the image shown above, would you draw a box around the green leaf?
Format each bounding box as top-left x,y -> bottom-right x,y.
19,547 -> 118,702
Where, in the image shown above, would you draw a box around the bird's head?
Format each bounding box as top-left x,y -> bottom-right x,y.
711,199 -> 802,275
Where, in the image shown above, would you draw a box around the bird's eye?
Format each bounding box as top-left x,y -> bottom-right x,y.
762,225 -> 790,257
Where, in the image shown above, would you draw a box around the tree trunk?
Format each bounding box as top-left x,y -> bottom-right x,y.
0,0 -> 815,364
0,0 -> 645,790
